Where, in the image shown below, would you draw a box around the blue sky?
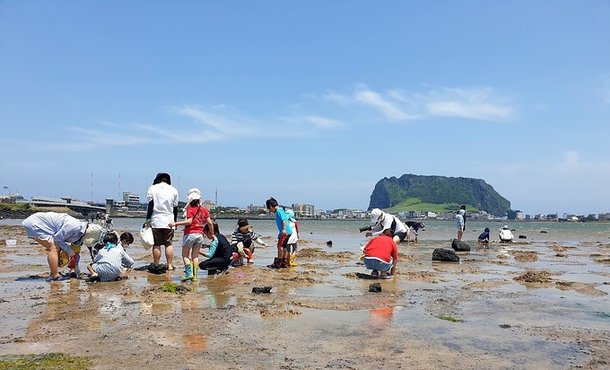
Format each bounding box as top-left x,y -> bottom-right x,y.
1,1 -> 609,215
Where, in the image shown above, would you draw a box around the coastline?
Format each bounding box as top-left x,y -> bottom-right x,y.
0,222 -> 609,369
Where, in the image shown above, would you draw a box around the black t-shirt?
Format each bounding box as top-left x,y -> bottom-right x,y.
213,233 -> 233,260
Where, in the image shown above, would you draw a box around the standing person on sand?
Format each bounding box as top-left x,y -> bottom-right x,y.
22,212 -> 103,281
285,208 -> 299,267
146,172 -> 179,270
169,188 -> 213,282
455,209 -> 465,241
265,197 -> 292,269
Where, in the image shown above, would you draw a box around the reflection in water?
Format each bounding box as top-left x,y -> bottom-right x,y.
369,306 -> 395,331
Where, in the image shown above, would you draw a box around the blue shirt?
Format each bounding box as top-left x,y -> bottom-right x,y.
275,208 -> 293,236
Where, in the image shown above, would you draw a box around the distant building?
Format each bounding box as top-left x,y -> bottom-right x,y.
292,204 -> 314,217
122,192 -> 140,205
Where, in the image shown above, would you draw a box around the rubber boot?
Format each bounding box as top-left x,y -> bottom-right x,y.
181,264 -> 193,281
192,263 -> 198,282
289,254 -> 297,267
245,249 -> 254,264
267,257 -> 281,269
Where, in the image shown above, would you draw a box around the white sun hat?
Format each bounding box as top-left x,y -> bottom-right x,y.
82,223 -> 103,247
370,208 -> 383,224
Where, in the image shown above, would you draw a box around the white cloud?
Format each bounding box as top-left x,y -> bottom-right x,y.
354,88 -> 414,121
301,115 -> 345,128
425,87 -> 513,121
324,85 -> 514,122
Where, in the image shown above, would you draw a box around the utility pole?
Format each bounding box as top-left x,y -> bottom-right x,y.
215,188 -> 218,210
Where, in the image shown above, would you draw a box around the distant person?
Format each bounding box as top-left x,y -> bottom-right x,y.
265,197 -> 292,269
199,221 -> 232,275
499,225 -> 514,243
460,205 -> 467,231
285,209 -> 299,267
455,209 -> 466,241
169,188 -> 213,282
367,208 -> 409,246
230,218 -> 268,266
363,229 -> 398,279
405,221 -> 425,243
146,172 -> 179,270
86,231 -> 134,282
22,212 -> 102,281
478,227 -> 491,244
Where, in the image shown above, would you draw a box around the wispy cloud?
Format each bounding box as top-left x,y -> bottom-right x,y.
300,115 -> 345,128
354,89 -> 414,121
40,104 -> 343,152
324,85 -> 514,122
425,87 -> 513,121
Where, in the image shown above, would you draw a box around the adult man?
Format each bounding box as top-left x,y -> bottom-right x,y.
146,172 -> 179,270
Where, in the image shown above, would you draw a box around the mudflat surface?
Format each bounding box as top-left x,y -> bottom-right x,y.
0,225 -> 609,369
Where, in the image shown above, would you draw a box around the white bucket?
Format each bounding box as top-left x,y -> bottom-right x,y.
5,239 -> 17,246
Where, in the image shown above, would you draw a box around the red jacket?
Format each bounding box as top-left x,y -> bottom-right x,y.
363,235 -> 398,263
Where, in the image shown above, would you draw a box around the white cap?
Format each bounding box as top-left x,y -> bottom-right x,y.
370,208 -> 383,224
186,188 -> 202,203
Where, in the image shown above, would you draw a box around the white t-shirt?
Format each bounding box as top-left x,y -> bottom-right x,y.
146,183 -> 179,228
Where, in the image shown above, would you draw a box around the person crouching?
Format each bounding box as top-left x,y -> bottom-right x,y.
87,232 -> 134,282
362,229 -> 398,279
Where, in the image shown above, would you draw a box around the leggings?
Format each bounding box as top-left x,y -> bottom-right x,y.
199,257 -> 230,271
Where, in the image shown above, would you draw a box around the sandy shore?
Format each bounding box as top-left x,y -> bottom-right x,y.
0,224 -> 609,369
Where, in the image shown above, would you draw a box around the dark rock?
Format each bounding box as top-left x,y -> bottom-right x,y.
432,248 -> 460,262
451,239 -> 471,251
252,286 -> 272,294
369,283 -> 382,293
518,235 -> 527,239
326,240 -> 333,247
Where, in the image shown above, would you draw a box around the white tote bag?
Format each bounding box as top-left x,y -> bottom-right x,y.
140,226 -> 154,250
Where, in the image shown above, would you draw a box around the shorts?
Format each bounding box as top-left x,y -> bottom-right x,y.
152,228 -> 174,247
182,233 -> 204,249
91,262 -> 121,282
277,233 -> 291,250
393,231 -> 407,243
363,257 -> 393,272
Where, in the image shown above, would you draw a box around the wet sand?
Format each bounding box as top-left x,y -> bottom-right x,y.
0,225 -> 609,369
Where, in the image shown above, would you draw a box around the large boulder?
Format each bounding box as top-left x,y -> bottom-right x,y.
432,248 -> 460,262
451,239 -> 471,251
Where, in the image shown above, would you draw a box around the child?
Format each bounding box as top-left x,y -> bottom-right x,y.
87,232 -> 134,282
265,197 -> 292,269
169,188 -> 213,282
478,227 -> 490,244
285,209 -> 299,267
199,221 -> 232,275
230,218 -> 268,266
363,229 -> 398,279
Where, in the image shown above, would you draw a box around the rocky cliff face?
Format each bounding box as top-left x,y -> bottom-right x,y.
368,174 -> 511,216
